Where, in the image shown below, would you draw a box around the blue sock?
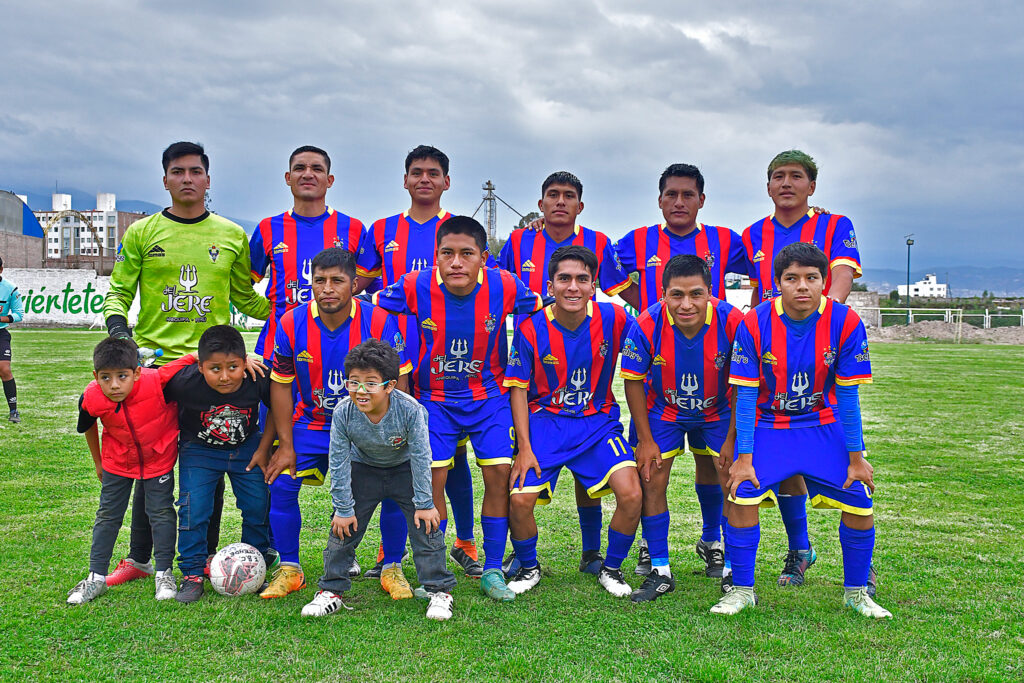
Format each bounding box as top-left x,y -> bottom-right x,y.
727,522 -> 760,587
721,514 -> 732,571
379,499 -> 408,564
839,521 -> 874,588
440,518 -> 448,535
445,451 -> 475,541
480,515 -> 508,571
268,475 -> 303,564
577,505 -> 603,553
641,512 -> 670,567
509,535 -> 538,569
604,528 -> 635,570
695,484 -> 724,542
778,494 -> 810,550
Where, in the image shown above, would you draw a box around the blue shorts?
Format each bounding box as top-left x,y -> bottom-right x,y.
287,451 -> 329,486
731,422 -> 873,516
424,395 -> 514,468
512,411 -> 637,504
628,417 -> 729,459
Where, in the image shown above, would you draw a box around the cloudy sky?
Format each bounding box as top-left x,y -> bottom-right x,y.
2,1 -> 1021,270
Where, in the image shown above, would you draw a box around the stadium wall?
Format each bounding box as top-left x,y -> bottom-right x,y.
3,268 -> 138,327
0,232 -> 44,268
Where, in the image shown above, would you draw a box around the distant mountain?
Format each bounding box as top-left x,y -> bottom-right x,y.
862,267 -> 1024,297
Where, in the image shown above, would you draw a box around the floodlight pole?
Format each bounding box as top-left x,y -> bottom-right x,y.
905,234 -> 915,324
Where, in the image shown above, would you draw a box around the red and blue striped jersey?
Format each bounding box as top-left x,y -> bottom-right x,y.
374,267 -> 542,404
728,297 -> 872,429
620,298 -> 743,423
355,211 -> 452,288
504,302 -> 633,419
614,223 -> 748,311
249,208 -> 366,358
742,211 -> 862,303
270,299 -> 411,453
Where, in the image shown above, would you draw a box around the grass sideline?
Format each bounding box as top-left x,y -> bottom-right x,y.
2,330 -> 1022,681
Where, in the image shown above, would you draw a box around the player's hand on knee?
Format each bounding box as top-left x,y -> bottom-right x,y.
244,353 -> 268,380
265,444 -> 297,484
727,459 -> 759,499
247,448 -> 270,476
414,507 -> 440,533
332,514 -> 358,538
510,449 -> 540,491
634,439 -> 660,482
844,452 -> 874,493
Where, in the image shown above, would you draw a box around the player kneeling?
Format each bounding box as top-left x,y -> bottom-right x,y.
712,243 -> 890,619
302,340 -> 456,621
504,246 -> 642,598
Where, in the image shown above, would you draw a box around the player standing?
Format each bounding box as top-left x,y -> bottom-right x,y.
0,255 -> 24,423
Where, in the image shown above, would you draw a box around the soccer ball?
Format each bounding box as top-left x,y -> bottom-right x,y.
209,543 -> 267,596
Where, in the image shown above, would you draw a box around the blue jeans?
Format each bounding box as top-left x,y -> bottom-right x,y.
177,436 -> 271,576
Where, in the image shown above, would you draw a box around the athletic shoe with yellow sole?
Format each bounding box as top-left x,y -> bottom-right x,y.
260,564 -> 306,599
380,563 -> 413,600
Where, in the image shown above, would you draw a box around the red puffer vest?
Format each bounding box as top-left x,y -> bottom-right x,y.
81,368 -> 179,479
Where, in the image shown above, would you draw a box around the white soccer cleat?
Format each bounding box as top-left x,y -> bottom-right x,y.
710,586 -> 757,615
425,591 -> 454,621
301,590 -> 348,617
597,565 -> 632,598
67,574 -> 108,605
154,569 -> 177,601
507,564 -> 541,595
844,587 -> 892,619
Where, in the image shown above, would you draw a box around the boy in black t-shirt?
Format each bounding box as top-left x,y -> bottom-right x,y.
160,325 -> 277,603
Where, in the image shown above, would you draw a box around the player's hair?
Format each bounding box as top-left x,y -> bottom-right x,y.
344,339 -> 400,383
548,245 -> 597,280
773,242 -> 828,281
289,145 -> 331,173
162,141 -> 209,173
662,254 -> 711,290
542,171 -> 583,199
768,150 -> 818,182
405,145 -> 449,175
198,325 -> 246,362
436,215 -> 487,253
659,163 -> 705,194
311,247 -> 356,281
93,336 -> 139,371
0,254 -> 4,269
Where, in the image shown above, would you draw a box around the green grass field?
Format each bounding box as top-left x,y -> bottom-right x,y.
2,331 -> 1022,681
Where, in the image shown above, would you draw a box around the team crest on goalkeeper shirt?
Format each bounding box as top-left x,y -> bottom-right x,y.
208,244 -> 220,263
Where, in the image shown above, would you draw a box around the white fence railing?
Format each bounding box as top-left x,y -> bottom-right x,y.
857,307 -> 1024,329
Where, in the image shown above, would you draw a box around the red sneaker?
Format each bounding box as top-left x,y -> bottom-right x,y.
204,554 -> 214,579
106,558 -> 154,586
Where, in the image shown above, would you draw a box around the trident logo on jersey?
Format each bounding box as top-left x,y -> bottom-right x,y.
431,338 -> 484,378
773,371 -> 823,411
552,368 -> 593,411
312,369 -> 346,411
410,258 -> 430,272
161,264 -> 213,318
664,373 -> 715,411
286,260 -> 315,305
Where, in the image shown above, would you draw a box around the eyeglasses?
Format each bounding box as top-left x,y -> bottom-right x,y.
344,379 -> 391,393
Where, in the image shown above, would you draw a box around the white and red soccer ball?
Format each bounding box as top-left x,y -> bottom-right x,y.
209,543 -> 266,596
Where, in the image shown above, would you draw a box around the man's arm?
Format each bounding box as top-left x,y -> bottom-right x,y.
3,286 -> 24,324
229,238 -> 270,320
327,406 -> 358,537
103,224 -> 143,336
624,379 -> 659,482
508,386 -> 540,490
829,264 -> 855,303
618,284 -> 640,311
354,275 -> 377,295
266,380 -> 296,484
83,423 -> 103,482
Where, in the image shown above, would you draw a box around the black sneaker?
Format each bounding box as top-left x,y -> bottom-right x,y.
363,559 -> 385,579
579,549 -> 604,575
8,410 -> 20,424
502,550 -> 521,579
630,572 -> 675,603
867,563 -> 878,598
634,544 -> 652,576
507,563 -> 541,595
450,546 -> 483,578
175,575 -> 205,603
721,572 -> 734,594
695,539 -> 725,578
777,547 -> 816,587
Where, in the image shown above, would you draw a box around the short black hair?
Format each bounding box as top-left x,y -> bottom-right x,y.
311,247 -> 356,281
436,215 -> 487,254
659,163 -> 705,194
542,171 -> 583,199
549,245 -> 598,281
289,145 -> 331,172
198,325 -> 246,362
405,145 -> 449,175
773,242 -> 828,282
0,254 -> 4,269
93,336 -> 139,371
162,141 -> 209,173
344,339 -> 400,383
662,254 -> 711,290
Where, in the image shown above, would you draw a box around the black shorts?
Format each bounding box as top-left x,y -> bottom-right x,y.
0,328 -> 10,361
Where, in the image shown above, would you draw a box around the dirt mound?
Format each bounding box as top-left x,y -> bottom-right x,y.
868,320 -> 1024,344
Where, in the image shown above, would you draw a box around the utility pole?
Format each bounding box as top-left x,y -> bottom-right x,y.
905,234 -> 915,323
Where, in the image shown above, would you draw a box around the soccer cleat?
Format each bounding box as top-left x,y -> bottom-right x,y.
630,572 -> 675,603
301,590 -> 348,617
844,587 -> 892,619
425,591 -> 455,621
8,410 -> 20,424
67,574 -> 107,605
175,575 -> 205,603
106,558 -> 154,586
265,549 -> 281,574
597,565 -> 632,598
412,585 -> 430,602
349,559 -> 361,578
579,549 -> 604,576
778,547 -> 817,587
260,564 -> 306,599
710,586 -> 757,615
696,539 -> 726,578
507,563 -> 542,595
380,563 -> 413,600
721,572 -> 734,594
867,564 -> 878,598
501,550 -> 522,580
480,568 -> 516,602
363,559 -> 385,579
154,569 -> 177,601
451,546 -> 484,578
634,544 -> 652,576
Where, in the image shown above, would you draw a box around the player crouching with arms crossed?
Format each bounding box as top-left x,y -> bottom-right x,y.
302,340 -> 457,620
713,243 -> 890,618
504,246 -> 643,598
68,337 -> 179,604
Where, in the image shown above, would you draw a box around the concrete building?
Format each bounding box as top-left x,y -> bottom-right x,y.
0,190 -> 45,268
33,193 -> 147,274
898,273 -> 948,299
